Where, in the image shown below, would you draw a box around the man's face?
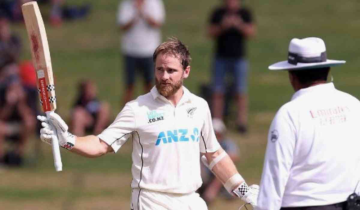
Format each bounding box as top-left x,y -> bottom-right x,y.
154,53 -> 190,98
83,81 -> 97,100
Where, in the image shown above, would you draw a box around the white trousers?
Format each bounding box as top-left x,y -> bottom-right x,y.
131,188 -> 208,210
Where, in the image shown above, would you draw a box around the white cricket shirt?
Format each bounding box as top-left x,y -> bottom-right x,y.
257,83 -> 360,210
98,87 -> 220,194
117,0 -> 165,57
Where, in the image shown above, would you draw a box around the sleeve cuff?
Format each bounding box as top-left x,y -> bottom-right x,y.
98,134 -> 122,153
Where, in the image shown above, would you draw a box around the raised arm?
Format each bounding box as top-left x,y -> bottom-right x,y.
72,135 -> 113,157
232,18 -> 256,38
117,1 -> 138,32
119,18 -> 138,31
207,24 -> 223,38
142,15 -> 162,28
140,0 -> 165,29
38,113 -> 113,158
38,102 -> 136,158
207,14 -> 233,38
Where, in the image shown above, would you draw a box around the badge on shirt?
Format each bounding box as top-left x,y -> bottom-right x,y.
187,107 -> 197,118
270,130 -> 279,142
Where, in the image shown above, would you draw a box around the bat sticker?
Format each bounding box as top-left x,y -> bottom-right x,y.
38,77 -> 51,111
37,70 -> 45,78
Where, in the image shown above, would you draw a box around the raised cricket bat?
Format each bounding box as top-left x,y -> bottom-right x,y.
22,2 -> 62,171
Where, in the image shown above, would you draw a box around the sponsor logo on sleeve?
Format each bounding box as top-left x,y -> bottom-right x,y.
270,130 -> 279,142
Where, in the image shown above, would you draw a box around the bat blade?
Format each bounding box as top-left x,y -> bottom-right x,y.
22,2 -> 62,172
22,1 -> 56,112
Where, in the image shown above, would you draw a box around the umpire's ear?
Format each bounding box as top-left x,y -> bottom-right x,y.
183,66 -> 190,79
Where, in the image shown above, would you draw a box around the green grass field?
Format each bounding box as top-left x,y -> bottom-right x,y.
2,0 -> 360,209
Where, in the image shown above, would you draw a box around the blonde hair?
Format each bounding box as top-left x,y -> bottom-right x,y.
153,37 -> 191,70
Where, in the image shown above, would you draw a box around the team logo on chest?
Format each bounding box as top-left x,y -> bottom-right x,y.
147,110 -> 164,123
187,107 -> 197,118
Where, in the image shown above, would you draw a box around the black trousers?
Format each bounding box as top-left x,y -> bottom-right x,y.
281,202 -> 347,210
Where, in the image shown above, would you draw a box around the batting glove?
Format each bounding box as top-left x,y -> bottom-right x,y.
233,183 -> 259,208
37,112 -> 76,150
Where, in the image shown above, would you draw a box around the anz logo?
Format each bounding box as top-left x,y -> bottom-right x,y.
155,128 -> 200,146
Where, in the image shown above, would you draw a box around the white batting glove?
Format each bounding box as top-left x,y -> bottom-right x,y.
37,113 -> 76,150
233,183 -> 259,208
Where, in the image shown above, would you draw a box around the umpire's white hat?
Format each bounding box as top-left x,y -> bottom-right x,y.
269,37 -> 346,71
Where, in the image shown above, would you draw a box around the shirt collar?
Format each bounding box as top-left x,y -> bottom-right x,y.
291,82 -> 335,101
151,86 -> 161,99
150,86 -> 192,106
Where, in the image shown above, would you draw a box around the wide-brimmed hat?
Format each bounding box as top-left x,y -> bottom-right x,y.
269,37 -> 346,71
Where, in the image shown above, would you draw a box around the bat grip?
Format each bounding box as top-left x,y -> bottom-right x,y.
46,111 -> 63,172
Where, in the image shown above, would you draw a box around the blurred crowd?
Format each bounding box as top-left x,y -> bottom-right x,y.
0,0 -> 93,169
0,13 -> 37,167
0,0 -> 91,26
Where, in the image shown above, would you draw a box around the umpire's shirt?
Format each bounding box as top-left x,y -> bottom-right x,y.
257,83 -> 360,210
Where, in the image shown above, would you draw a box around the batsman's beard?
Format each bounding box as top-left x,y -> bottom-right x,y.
155,78 -> 183,98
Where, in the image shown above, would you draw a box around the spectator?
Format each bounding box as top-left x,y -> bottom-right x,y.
0,14 -> 21,84
199,118 -> 240,204
0,12 -> 36,168
70,80 -> 110,136
0,75 -> 36,167
0,1 -> 16,21
43,0 -> 64,26
19,60 -> 40,128
19,60 -> 37,88
208,0 -> 256,133
117,0 -> 165,104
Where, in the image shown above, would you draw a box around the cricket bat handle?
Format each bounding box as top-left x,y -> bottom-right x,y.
46,111 -> 62,172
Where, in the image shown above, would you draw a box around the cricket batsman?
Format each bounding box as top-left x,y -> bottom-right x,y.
38,38 -> 259,210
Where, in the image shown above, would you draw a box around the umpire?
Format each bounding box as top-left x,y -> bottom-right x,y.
256,37 -> 360,210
